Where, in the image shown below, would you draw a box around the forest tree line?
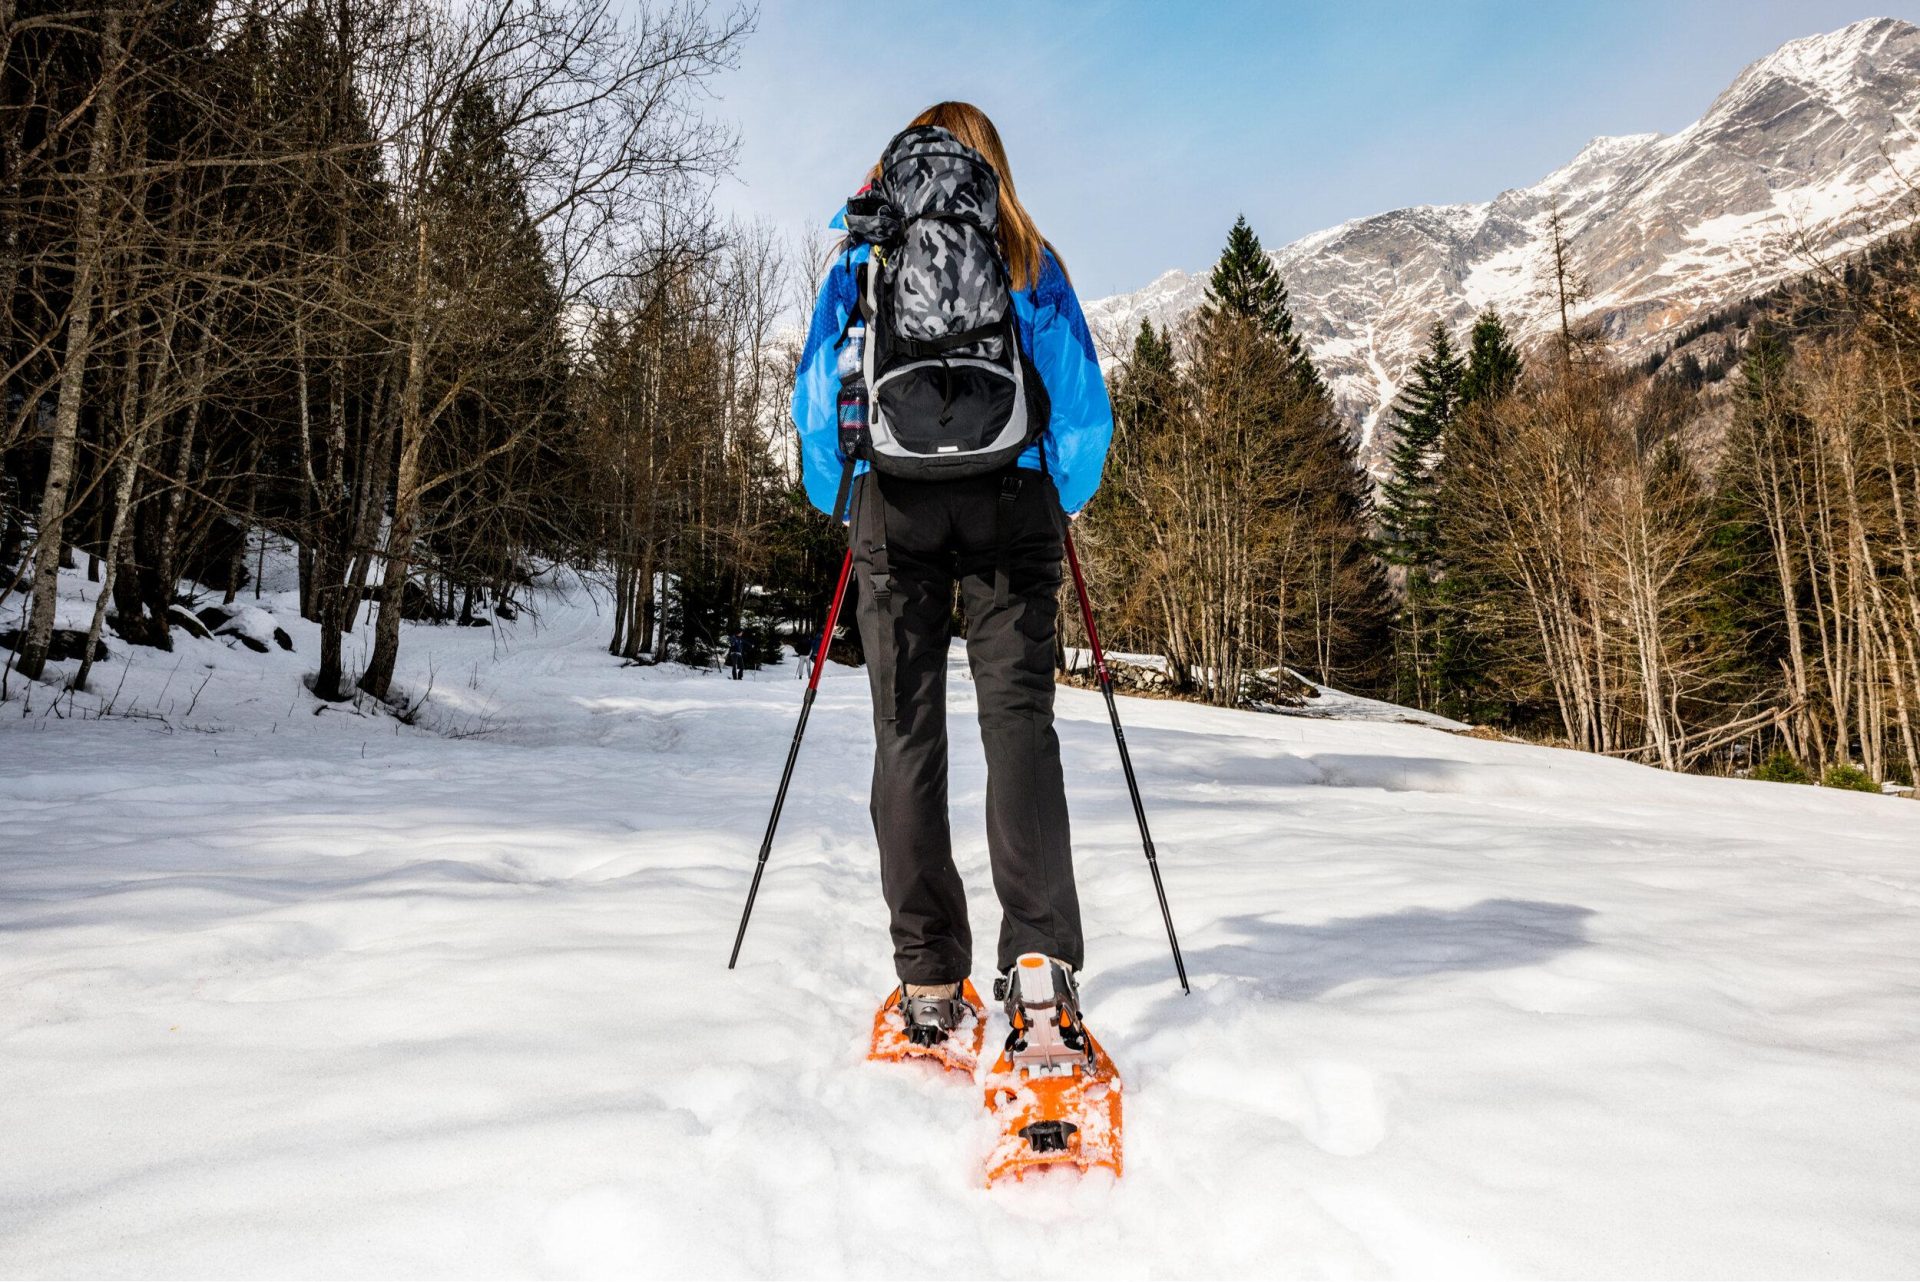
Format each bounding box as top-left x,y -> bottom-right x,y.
1074,216 -> 1389,706
5,2 -> 1915,788
1083,209 -> 1920,790
1392,223 -> 1920,788
0,0 -> 844,709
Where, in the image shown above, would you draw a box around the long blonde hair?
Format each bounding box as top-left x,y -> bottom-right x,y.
868,101 -> 1062,291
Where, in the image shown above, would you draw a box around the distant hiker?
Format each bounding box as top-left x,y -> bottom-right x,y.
727,632 -> 746,680
791,102 -> 1114,1045
795,633 -> 816,682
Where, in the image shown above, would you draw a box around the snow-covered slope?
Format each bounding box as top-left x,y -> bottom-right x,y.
3,571 -> 1918,1275
1087,18 -> 1920,464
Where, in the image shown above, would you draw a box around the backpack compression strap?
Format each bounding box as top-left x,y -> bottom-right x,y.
891,320 -> 1005,357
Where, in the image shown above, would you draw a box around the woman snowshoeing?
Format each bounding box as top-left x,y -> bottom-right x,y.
790,102 -> 1114,1047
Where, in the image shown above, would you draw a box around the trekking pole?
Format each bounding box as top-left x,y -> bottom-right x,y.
727,541 -> 857,969
1062,527 -> 1191,994
732,311 -> 877,969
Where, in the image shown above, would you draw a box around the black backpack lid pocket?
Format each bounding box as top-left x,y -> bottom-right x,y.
874,361 -> 1017,455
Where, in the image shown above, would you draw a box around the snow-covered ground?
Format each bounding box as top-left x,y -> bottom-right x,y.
3,568 -> 1919,1278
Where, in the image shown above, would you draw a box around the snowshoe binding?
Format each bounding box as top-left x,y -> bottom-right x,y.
869,980 -> 986,1076
981,953 -> 1123,1185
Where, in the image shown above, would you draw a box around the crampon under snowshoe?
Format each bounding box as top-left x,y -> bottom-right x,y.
981,953 -> 1123,1185
869,980 -> 986,1075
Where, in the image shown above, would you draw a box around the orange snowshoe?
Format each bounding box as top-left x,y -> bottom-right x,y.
868,979 -> 987,1076
981,953 -> 1123,1185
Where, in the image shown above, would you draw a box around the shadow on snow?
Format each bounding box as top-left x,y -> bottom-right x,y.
1091,898 -> 1596,1005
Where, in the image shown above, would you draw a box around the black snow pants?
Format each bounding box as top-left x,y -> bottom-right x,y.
852,468 -> 1083,986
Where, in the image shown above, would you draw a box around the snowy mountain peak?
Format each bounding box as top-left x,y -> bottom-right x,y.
1696,16 -> 1920,137
1573,132 -> 1663,161
1527,132 -> 1662,205
1559,133 -> 1663,176
1085,19 -> 1920,469
1727,16 -> 1912,102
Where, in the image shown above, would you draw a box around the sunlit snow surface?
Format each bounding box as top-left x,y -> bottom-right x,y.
3,569 -> 1918,1277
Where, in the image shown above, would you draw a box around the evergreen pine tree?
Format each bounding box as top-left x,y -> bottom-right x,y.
1378,322 -> 1463,573
1078,317 -> 1180,659
1378,322 -> 1464,708
1430,309 -> 1522,722
1203,213 -> 1324,402
1705,326 -> 1803,755
1104,316 -> 1177,506
421,86 -> 570,622
1459,308 -> 1523,405
1205,215 -> 1287,330
1117,317 -> 1177,421
1196,215 -> 1391,692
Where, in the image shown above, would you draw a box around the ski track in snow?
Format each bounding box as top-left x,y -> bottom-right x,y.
3,570 -> 1919,1278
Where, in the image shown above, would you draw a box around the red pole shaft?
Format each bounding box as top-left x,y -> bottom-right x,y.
1062,528 -> 1109,683
729,544 -> 856,969
808,545 -> 856,692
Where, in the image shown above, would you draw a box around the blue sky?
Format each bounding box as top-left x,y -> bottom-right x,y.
702,2 -> 1920,300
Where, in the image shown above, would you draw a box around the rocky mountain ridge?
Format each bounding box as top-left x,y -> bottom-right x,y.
1084,17 -> 1920,466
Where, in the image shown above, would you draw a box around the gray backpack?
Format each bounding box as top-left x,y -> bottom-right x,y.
841,126 -> 1049,480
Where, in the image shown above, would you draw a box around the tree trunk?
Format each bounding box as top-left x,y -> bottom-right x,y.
224,437 -> 264,606
141,345 -> 207,640
72,420 -> 148,693
16,15 -> 120,681
358,249 -> 430,702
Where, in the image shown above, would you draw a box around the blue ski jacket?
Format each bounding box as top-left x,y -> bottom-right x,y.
791,207 -> 1114,518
